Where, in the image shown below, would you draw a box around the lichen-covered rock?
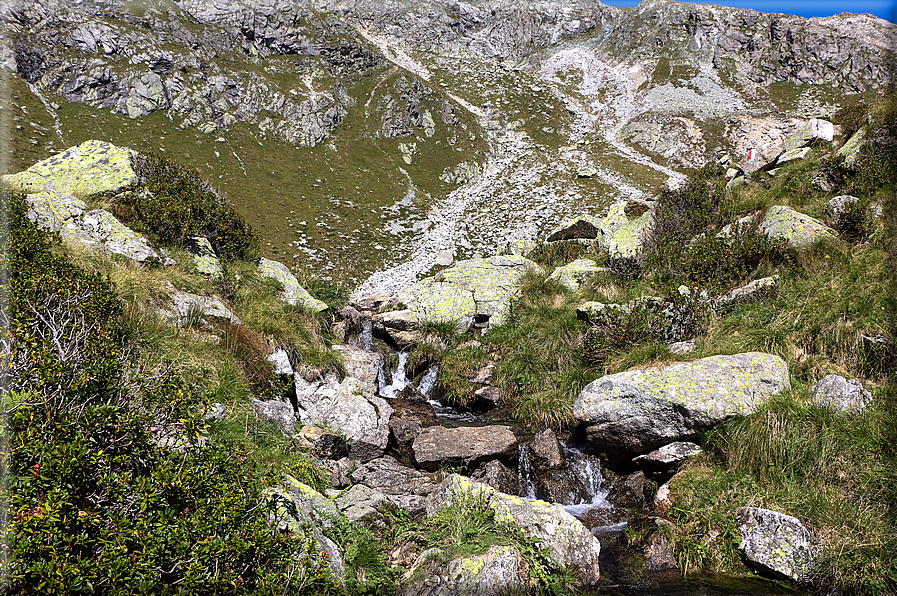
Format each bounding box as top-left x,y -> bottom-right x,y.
425,475 -> 601,586
258,258 -> 327,312
265,476 -> 346,581
782,118 -> 834,152
714,275 -> 779,310
412,426 -> 518,472
395,256 -> 541,331
188,236 -> 222,277
574,353 -> 790,458
760,205 -> 837,249
547,259 -> 610,291
401,545 -> 528,596
163,291 -> 242,327
335,484 -> 390,525
836,128 -> 866,168
251,398 -> 297,436
549,203 -> 655,259
775,146 -> 811,165
2,140 -> 137,197
735,507 -> 816,582
809,374 -> 872,413
293,374 -> 393,462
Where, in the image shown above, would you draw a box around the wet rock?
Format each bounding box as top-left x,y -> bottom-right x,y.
250,398 -> 296,436
294,373 -> 393,463
332,344 -> 381,395
257,258 -> 327,312
644,518 -> 678,570
401,545 -> 527,596
526,429 -> 565,473
163,291 -> 241,327
760,206 -> 837,249
426,475 -> 601,586
471,386 -> 502,411
547,259 -> 610,291
574,353 -> 790,461
412,425 -> 518,472
809,374 -> 872,413
3,140 -> 137,196
633,442 -> 702,475
735,507 -> 817,582
350,455 -> 439,520
388,396 -> 439,465
471,460 -> 519,495
395,256 -> 542,331
295,425 -> 350,460
608,471 -> 647,509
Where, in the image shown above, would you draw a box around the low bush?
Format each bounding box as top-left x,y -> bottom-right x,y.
120,153 -> 260,261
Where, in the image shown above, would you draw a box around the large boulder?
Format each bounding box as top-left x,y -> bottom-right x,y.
574,353 -> 790,459
294,373 -> 393,462
2,140 -> 137,196
395,256 -> 542,331
251,398 -> 297,436
188,236 -> 223,277
548,202 -> 655,259
400,545 -> 528,596
546,215 -> 603,242
471,460 -> 520,495
349,455 -> 440,520
760,205 -> 837,249
412,426 -> 518,472
809,374 -> 872,413
735,507 -> 816,582
258,258 -> 327,312
426,475 -> 602,586
782,118 -> 835,152
836,128 -> 866,168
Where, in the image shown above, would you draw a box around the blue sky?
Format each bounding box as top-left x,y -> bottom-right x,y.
600,0 -> 897,22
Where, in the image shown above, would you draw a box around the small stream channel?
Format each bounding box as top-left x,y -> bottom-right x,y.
368,338 -> 804,595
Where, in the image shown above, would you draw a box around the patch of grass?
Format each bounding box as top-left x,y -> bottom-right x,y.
437,343 -> 490,407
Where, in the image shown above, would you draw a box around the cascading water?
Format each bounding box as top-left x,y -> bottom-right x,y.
349,320 -> 374,352
517,448 -> 537,499
378,351 -> 410,398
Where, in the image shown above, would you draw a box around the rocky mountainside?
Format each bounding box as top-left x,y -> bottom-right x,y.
2,0 -> 895,294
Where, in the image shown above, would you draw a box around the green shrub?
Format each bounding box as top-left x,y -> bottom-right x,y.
122,153 -> 260,261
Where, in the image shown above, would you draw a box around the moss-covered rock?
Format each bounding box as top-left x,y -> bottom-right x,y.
574,352 -> 790,458
3,140 -> 136,197
759,205 -> 837,248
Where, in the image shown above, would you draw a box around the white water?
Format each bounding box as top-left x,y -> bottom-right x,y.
378,350 -> 409,399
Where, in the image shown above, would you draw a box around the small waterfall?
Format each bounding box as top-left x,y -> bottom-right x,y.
378,351 -> 409,398
349,320 -> 374,352
517,447 -> 537,499
560,443 -> 612,516
417,365 -> 439,398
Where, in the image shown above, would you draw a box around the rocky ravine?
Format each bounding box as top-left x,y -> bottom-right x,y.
3,0 -> 894,292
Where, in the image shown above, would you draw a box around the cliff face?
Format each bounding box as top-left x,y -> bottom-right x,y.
2,0 -> 895,290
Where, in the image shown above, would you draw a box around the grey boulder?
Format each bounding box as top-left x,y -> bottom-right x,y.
736,507 -> 816,582
412,425 -> 518,472
809,374 -> 872,413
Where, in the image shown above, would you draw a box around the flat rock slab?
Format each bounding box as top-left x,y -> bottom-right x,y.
574,353 -> 790,456
426,475 -> 601,586
395,255 -> 541,331
736,507 -> 816,582
760,205 -> 837,249
3,140 -> 137,197
258,258 -> 327,312
412,425 -> 518,472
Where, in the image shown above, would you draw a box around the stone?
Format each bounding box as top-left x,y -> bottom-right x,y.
547,259 -> 610,291
546,215 -> 603,242
783,118 -> 835,152
332,344 -> 382,395
294,373 -> 393,463
471,386 -> 502,411
735,507 -> 816,582
163,291 -> 242,327
526,428 -> 565,473
760,205 -> 837,249
471,460 -> 519,495
296,425 -> 349,460
395,256 -> 542,331
827,195 -> 881,227
775,146 -> 811,165
388,397 -> 439,465
251,398 -> 297,436
349,455 -> 439,520
201,402 -> 227,421
608,471 -> 647,509
836,128 -> 866,168
652,471 -> 685,511
335,484 -> 391,525
401,545 -> 527,596
257,258 -> 327,312
633,442 -> 702,475
412,426 -> 519,472
809,374 -> 872,413
265,476 -> 345,581
268,348 -> 293,376
644,518 -> 678,570
2,140 -> 137,197
426,475 -> 601,586
714,275 -> 779,310
188,236 -> 222,277
595,202 -> 655,259
574,353 -> 790,460
669,340 -> 695,354
495,238 -> 535,257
